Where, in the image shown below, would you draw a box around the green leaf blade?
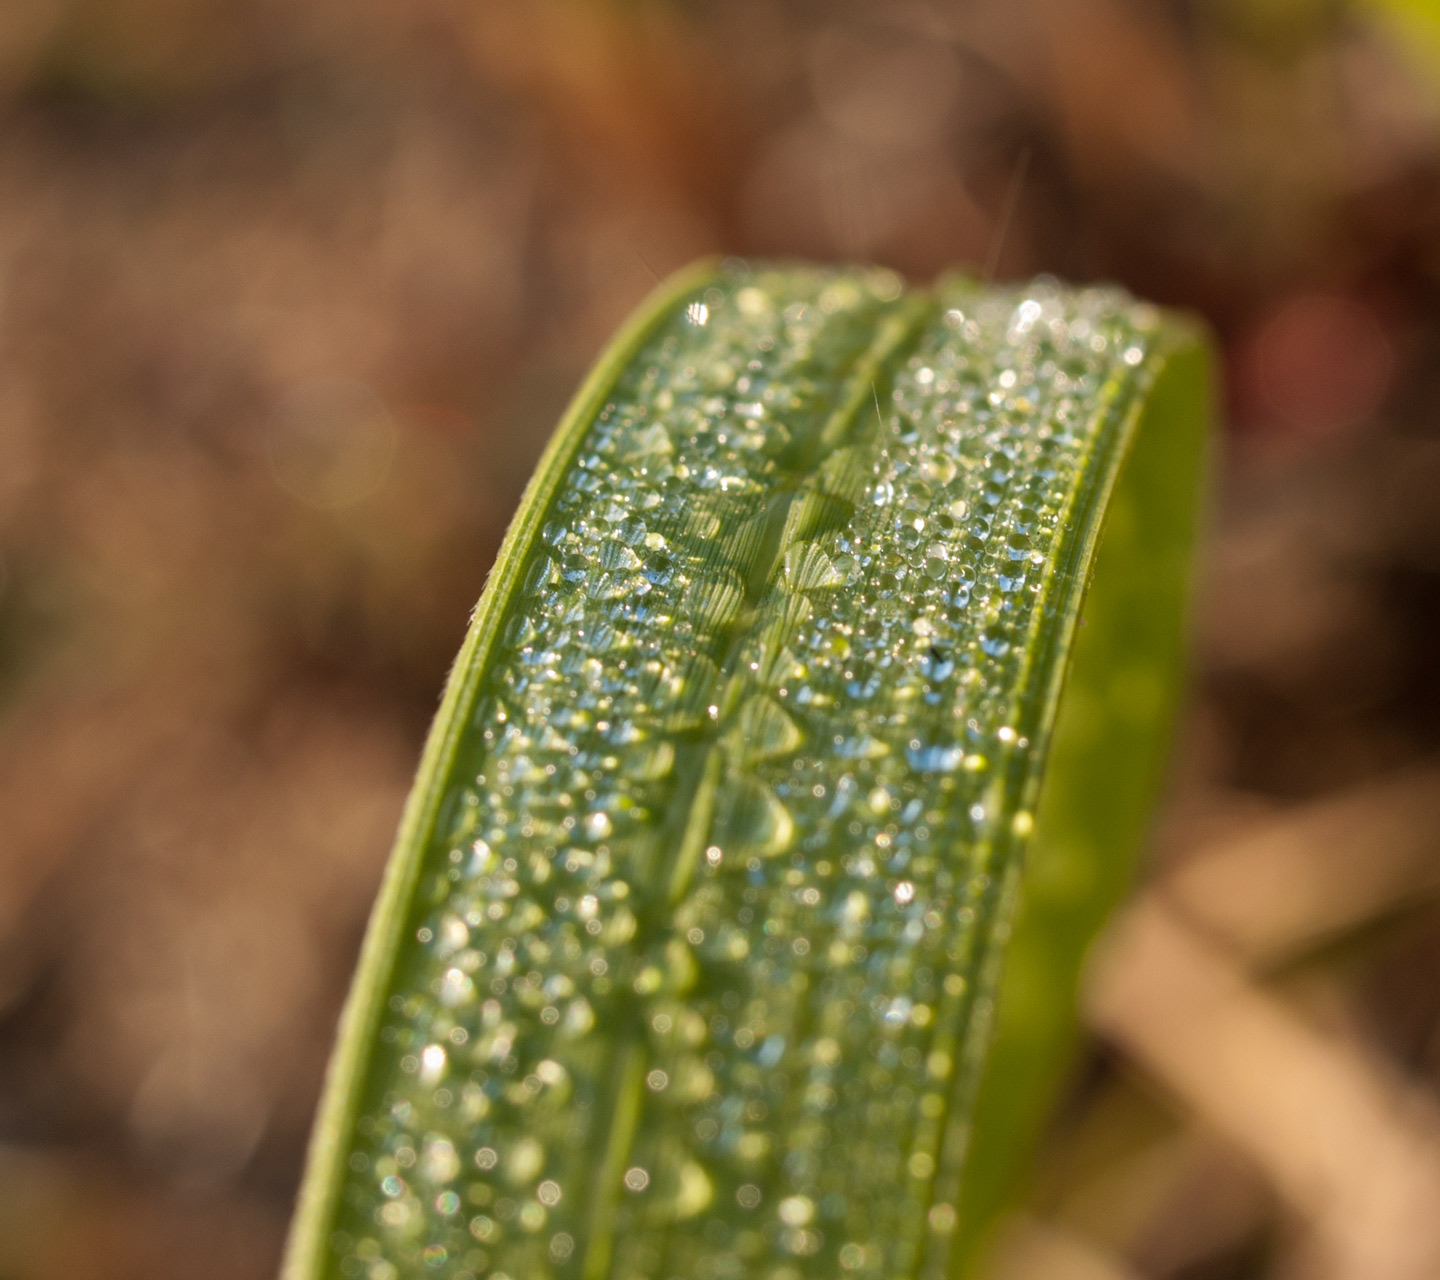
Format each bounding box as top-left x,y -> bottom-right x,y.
283,263 -> 1210,1280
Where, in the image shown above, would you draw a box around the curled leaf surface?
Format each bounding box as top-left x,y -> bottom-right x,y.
284,261 -> 1209,1280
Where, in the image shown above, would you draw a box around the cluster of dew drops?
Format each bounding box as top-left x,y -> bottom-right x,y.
325,264 -> 1159,1280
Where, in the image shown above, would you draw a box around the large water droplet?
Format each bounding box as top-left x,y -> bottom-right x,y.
717,776 -> 795,856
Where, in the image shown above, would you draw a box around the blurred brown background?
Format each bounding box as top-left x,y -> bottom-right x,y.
0,1 -> 1438,1277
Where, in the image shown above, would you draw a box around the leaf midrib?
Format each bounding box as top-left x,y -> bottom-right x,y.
577,293 -> 935,1280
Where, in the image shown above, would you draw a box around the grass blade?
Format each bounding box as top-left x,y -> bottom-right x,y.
283,261 -> 1209,1280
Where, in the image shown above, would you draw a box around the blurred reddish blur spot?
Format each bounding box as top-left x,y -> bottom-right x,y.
1239,291 -> 1397,436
